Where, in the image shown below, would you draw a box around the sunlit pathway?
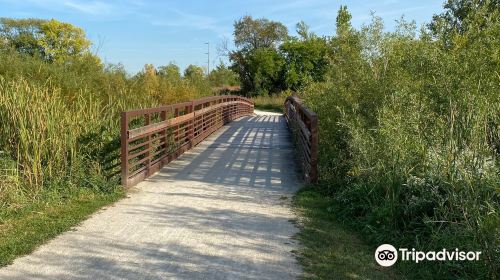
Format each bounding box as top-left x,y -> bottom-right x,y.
0,110 -> 302,280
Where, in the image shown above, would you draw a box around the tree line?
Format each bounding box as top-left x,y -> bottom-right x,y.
227,15 -> 329,96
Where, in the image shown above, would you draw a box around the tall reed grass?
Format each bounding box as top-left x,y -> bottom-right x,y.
0,50 -> 210,210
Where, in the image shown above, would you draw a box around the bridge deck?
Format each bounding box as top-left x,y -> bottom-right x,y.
0,111 -> 302,280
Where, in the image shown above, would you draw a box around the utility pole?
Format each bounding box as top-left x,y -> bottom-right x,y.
205,42 -> 210,76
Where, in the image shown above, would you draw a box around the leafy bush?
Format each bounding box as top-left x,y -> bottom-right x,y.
302,3 -> 499,278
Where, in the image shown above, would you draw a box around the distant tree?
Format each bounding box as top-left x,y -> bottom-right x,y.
280,22 -> 329,90
327,5 -> 368,118
158,63 -> 181,81
231,16 -> 288,95
103,63 -> 128,93
429,0 -> 499,47
209,61 -> 239,87
0,18 -> 45,56
330,6 -> 362,63
38,19 -> 91,62
430,0 -> 499,34
183,64 -> 205,81
296,21 -> 311,40
246,47 -> 285,95
0,18 -> 92,62
104,62 -> 127,76
142,64 -> 159,98
336,5 -> 354,36
183,64 -> 208,96
233,16 -> 288,51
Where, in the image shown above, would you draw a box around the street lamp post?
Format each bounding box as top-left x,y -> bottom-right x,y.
205,42 -> 210,76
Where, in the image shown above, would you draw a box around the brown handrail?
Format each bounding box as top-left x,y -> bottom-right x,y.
121,95 -> 254,187
284,95 -> 318,183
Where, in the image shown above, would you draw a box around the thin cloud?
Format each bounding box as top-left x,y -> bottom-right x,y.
150,9 -> 228,34
63,1 -> 112,15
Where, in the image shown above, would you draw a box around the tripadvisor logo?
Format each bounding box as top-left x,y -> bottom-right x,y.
375,244 -> 398,267
375,244 -> 481,267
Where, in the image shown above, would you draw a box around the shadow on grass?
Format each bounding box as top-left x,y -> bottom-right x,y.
293,187 -> 402,280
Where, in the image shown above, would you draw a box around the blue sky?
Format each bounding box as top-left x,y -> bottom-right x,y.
0,0 -> 445,74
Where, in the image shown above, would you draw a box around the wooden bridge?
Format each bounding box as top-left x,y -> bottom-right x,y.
121,95 -> 317,187
0,95 -> 318,280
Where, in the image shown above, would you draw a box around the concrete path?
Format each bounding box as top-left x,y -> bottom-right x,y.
0,110 -> 302,280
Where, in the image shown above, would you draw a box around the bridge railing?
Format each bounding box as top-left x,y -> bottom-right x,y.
121,95 -> 254,187
284,96 -> 318,183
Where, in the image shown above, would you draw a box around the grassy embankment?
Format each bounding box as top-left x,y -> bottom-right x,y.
0,184 -> 124,266
293,188 -> 401,280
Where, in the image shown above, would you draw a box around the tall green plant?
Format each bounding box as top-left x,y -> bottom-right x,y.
303,3 -> 499,278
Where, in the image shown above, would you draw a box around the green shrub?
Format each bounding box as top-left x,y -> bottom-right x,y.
302,4 -> 499,279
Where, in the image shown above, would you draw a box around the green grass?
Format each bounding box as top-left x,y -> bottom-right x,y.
254,103 -> 283,113
293,188 -> 402,280
0,186 -> 124,267
252,94 -> 286,113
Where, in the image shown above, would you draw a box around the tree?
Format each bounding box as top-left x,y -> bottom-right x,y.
38,19 -> 91,62
183,64 -> 209,97
430,0 -> 499,35
330,5 -> 362,70
336,5 -> 354,36
0,18 -> 45,56
183,65 -> 204,81
142,64 -> 159,98
296,21 -> 311,40
231,16 -> 288,95
158,63 -> 181,81
280,22 -> 329,90
0,18 -> 92,62
233,16 -> 288,51
209,61 -> 239,87
246,47 -> 285,95
429,0 -> 499,50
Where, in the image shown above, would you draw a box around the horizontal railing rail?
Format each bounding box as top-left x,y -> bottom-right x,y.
284,95 -> 318,183
121,95 -> 254,187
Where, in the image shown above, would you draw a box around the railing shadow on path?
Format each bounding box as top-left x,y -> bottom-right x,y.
147,114 -> 301,191
0,113 -> 303,280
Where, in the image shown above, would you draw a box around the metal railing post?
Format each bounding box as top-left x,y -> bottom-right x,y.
120,112 -> 129,187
